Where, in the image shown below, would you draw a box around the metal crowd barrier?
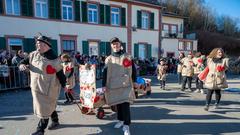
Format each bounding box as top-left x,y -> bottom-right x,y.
0,65 -> 30,91
0,64 -> 105,91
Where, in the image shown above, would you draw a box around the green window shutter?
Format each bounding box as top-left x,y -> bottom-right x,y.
23,38 -> 35,53
137,10 -> 142,28
100,4 -> 105,24
56,0 -> 61,19
99,42 -> 106,56
75,0 -> 80,21
49,0 -> 54,18
106,42 -> 111,56
50,39 -> 58,55
121,8 -> 126,26
81,1 -> 87,22
122,42 -> 126,53
82,41 -> 89,55
0,0 -> 4,14
147,44 -> 152,58
150,12 -> 154,29
0,37 -> 6,50
105,5 -> 110,25
21,0 -> 33,16
28,0 -> 33,16
134,43 -> 139,58
49,0 -> 61,19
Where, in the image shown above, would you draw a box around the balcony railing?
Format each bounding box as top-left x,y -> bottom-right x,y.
162,31 -> 183,38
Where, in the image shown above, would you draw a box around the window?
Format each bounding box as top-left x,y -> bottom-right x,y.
138,44 -> 147,59
62,40 -> 75,53
171,25 -> 177,34
163,24 -> 169,37
186,42 -> 192,50
178,41 -> 184,50
141,12 -> 149,29
35,0 -> 48,18
8,38 -> 23,53
167,52 -> 175,58
178,41 -> 193,51
89,42 -> 98,56
163,24 -> 169,31
111,7 -> 120,26
62,0 -> 73,21
5,0 -> 20,15
180,24 -> 183,33
88,4 -> 98,24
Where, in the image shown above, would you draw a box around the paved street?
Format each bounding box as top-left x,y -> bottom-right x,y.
1,74 -> 240,135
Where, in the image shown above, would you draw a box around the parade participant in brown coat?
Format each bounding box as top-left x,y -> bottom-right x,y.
102,37 -> 136,135
192,52 -> 205,94
181,52 -> 194,91
157,59 -> 168,90
60,53 -> 75,104
19,34 -> 66,135
204,48 -> 228,111
177,52 -> 185,84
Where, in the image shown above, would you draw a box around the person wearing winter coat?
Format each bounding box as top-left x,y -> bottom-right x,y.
60,53 -> 75,104
157,59 -> 168,90
192,52 -> 205,94
102,37 -> 137,135
177,52 -> 185,84
181,52 -> 194,91
19,34 -> 66,135
204,48 -> 229,111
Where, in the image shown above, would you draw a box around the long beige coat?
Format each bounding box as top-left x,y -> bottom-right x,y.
105,54 -> 135,106
192,57 -> 204,74
157,64 -> 168,81
181,57 -> 194,77
29,51 -> 62,119
204,58 -> 229,90
62,62 -> 75,89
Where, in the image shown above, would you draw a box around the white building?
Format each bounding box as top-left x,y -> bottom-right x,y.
0,0 -> 197,59
161,13 -> 198,58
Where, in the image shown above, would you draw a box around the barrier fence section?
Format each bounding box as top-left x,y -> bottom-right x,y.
0,66 -> 30,91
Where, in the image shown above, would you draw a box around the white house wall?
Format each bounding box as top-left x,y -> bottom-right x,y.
161,38 -> 179,57
131,5 -> 159,58
162,16 -> 184,38
162,38 -> 198,58
0,16 -> 127,54
193,40 -> 198,51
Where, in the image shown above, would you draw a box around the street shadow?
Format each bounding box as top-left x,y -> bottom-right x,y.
0,90 -> 33,117
130,122 -> 240,135
82,121 -> 240,135
86,105 -> 240,135
0,117 -> 27,121
135,98 -> 240,107
55,123 -> 83,129
131,106 -> 240,120
147,92 -> 190,99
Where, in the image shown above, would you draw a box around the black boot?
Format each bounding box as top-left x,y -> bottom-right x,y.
31,130 -> 44,135
48,121 -> 59,130
48,111 -> 59,130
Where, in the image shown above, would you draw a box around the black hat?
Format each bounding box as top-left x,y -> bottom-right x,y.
110,37 -> 121,44
35,33 -> 51,47
160,58 -> 166,62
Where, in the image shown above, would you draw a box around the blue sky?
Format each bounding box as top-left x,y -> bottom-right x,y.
205,0 -> 240,27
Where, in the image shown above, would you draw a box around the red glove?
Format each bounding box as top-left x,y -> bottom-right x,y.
216,65 -> 225,72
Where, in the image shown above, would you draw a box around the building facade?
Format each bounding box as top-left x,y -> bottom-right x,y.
161,13 -> 198,57
0,0 -> 197,59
